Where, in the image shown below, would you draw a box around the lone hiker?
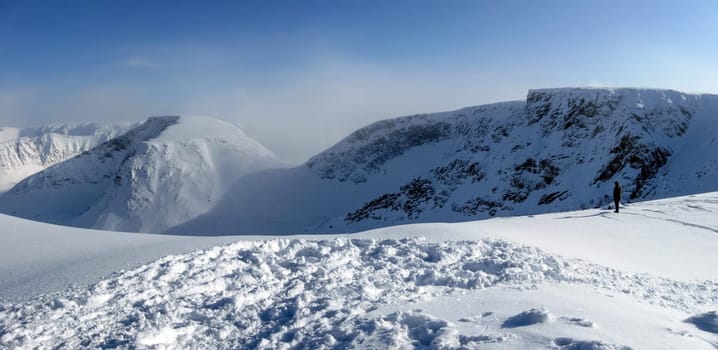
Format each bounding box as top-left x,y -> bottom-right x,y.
613,181 -> 621,213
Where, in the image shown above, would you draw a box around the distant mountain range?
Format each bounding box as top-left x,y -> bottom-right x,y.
2,88 -> 717,234
0,122 -> 136,192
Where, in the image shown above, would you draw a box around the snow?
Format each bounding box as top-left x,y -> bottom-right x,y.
309,192 -> 718,282
0,123 -> 135,193
0,212 -> 244,300
686,311 -> 718,334
172,87 -> 718,236
501,308 -> 552,328
0,127 -> 20,143
4,88 -> 718,236
1,192 -> 718,348
0,116 -> 281,232
1,88 -> 718,348
407,284 -> 709,349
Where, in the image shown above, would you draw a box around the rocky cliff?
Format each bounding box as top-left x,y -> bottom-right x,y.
3,88 -> 717,235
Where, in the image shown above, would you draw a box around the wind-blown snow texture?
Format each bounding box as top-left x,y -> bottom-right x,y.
2,188 -> 718,348
2,220 -> 717,347
1,238 -> 717,349
179,88 -> 718,235
0,116 -> 280,232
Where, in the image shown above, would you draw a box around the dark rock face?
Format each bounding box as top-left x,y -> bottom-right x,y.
432,159 -> 486,188
504,158 -> 560,204
595,135 -> 641,183
400,178 -> 436,219
345,157 -> 496,224
236,87 -> 718,233
346,177 -> 438,223
452,197 -> 506,217
538,191 -> 570,205
594,135 -> 672,199
526,90 -> 615,132
329,89 -> 705,227
631,147 -> 671,199
345,193 -> 401,223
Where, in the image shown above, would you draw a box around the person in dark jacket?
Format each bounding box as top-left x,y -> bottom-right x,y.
613,181 -> 621,213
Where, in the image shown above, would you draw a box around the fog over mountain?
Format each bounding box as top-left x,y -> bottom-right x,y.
177,87 -> 718,234
3,2 -> 718,348
2,88 -> 717,235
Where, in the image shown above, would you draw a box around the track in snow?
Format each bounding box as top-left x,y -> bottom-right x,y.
1,237 -> 716,349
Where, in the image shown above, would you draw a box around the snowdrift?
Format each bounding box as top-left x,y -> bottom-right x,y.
1,192 -> 717,348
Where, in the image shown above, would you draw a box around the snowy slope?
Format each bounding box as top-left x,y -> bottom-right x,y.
1,192 -> 717,348
3,88 -> 717,235
0,116 -> 281,233
311,88 -> 718,229
0,212 -> 245,300
0,122 -> 135,192
177,88 -> 718,235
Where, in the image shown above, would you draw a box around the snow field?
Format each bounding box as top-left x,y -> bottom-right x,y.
2,237 -> 716,349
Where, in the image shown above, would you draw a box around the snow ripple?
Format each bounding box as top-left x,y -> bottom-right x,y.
1,237 -> 716,349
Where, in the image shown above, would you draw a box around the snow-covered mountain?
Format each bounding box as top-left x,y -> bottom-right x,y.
0,116 -> 281,233
1,91 -> 717,348
3,88 -> 717,234
0,122 -> 136,192
177,88 -> 718,234
310,88 -> 718,224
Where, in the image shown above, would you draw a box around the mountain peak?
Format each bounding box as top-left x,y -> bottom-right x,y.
224,87 -> 718,234
0,116 -> 282,232
527,86 -> 696,95
4,88 -> 718,235
0,122 -> 137,192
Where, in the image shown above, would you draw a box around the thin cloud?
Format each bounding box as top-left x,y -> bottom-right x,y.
0,89 -> 34,126
175,58 -> 531,164
5,53 -> 716,164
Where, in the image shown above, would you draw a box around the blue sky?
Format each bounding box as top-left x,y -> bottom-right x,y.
1,0 -> 716,163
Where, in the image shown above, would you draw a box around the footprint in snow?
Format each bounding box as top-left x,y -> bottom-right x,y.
458,311 -> 495,323
685,311 -> 718,334
501,307 -> 551,328
553,337 -> 633,350
560,316 -> 595,328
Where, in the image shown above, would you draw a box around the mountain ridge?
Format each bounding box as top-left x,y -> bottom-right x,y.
176,87 -> 718,234
2,87 -> 717,234
0,122 -> 137,192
